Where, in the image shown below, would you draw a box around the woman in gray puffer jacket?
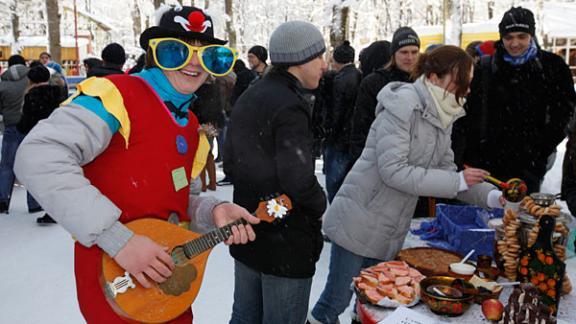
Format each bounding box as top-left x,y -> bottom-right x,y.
309,46 -> 504,324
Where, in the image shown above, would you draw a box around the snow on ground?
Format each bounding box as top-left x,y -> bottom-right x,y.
0,159 -> 354,324
0,140 -> 571,324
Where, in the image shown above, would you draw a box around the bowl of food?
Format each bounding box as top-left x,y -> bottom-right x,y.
420,276 -> 477,316
448,263 -> 476,281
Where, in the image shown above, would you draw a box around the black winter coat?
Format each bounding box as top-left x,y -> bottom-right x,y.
562,124 -> 576,215
225,70 -> 327,278
16,85 -> 65,135
192,82 -> 225,129
453,43 -> 576,192
87,65 -> 124,77
348,67 -> 411,161
324,64 -> 362,150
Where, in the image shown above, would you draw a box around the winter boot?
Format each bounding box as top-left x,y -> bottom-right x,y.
0,201 -> 8,214
37,214 -> 57,225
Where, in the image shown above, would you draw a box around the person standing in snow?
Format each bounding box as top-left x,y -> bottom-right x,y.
323,40 -> 362,202
0,55 -> 41,215
15,5 -> 259,323
17,63 -> 68,224
308,46 -> 503,324
247,45 -> 271,81
453,7 -> 576,193
348,27 -> 420,164
225,21 -> 327,324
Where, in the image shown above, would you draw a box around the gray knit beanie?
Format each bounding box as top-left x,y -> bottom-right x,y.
269,21 -> 326,66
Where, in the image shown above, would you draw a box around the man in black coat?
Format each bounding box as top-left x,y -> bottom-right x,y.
225,21 -> 327,324
453,7 -> 576,193
323,40 -> 362,202
348,27 -> 420,163
87,43 -> 126,77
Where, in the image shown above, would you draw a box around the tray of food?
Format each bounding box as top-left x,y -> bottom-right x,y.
396,247 -> 463,277
353,261 -> 426,307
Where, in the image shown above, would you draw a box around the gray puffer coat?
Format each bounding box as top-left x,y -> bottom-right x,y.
323,77 -> 495,260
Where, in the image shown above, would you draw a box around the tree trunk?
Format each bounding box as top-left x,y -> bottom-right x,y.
329,2 -> 349,52
10,0 -> 20,54
154,0 -> 162,10
224,0 -> 236,48
443,0 -> 462,47
45,0 -> 61,63
487,1 -> 495,20
132,0 -> 142,47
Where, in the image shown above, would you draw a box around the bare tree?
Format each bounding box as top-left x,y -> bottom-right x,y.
329,1 -> 349,55
154,0 -> 163,10
225,0 -> 236,48
45,0 -> 61,63
131,0 -> 142,47
10,0 -> 20,53
487,0 -> 495,20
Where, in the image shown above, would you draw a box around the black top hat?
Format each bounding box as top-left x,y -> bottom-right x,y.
140,6 -> 226,50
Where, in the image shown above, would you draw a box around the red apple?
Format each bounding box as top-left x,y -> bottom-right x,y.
482,299 -> 504,321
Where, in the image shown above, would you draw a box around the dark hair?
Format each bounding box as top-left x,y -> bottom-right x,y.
359,40 -> 391,77
412,45 -> 474,103
8,55 -> 26,67
129,54 -> 146,74
465,41 -> 482,59
39,52 -> 51,58
83,57 -> 103,69
29,60 -> 43,68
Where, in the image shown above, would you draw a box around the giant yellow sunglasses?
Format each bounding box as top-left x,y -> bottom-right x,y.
149,38 -> 238,76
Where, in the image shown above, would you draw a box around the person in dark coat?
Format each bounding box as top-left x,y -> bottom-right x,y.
323,40 -> 362,202
225,21 -> 328,324
229,59 -> 255,107
82,57 -> 103,76
87,43 -> 126,77
16,65 -> 67,224
453,7 -> 576,193
348,27 -> 420,163
358,40 -> 391,77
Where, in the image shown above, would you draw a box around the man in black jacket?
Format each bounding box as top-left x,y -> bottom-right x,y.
87,43 -> 126,77
225,20 -> 327,324
348,27 -> 420,163
323,40 -> 362,202
454,7 -> 576,193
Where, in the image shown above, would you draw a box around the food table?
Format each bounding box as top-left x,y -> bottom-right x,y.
356,218 -> 576,323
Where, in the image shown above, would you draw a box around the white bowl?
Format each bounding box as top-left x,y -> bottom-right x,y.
449,263 -> 476,275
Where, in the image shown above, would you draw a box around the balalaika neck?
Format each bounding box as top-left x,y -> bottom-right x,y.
181,218 -> 247,258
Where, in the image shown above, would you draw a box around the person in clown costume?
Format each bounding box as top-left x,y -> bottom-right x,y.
14,5 -> 259,323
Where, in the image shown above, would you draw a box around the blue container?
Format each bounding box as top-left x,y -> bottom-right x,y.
435,204 -> 503,261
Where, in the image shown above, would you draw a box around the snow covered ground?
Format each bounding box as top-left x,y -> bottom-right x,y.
0,139 -> 571,324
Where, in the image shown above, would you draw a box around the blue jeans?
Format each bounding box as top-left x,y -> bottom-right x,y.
0,126 -> 40,210
311,242 -> 381,324
229,260 -> 312,324
324,146 -> 351,203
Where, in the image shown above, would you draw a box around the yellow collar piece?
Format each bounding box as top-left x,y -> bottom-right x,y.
62,77 -> 131,148
191,130 -> 210,179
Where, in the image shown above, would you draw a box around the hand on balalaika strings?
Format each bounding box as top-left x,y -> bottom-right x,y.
101,195 -> 292,323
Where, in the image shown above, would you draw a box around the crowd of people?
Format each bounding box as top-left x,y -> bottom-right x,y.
1,4 -> 575,324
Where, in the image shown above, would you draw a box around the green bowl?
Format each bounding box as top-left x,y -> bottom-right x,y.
420,276 -> 477,316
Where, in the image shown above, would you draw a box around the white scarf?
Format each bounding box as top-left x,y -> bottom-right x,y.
423,77 -> 464,128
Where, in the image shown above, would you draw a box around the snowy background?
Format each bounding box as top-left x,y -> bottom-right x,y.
0,137 -> 573,323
